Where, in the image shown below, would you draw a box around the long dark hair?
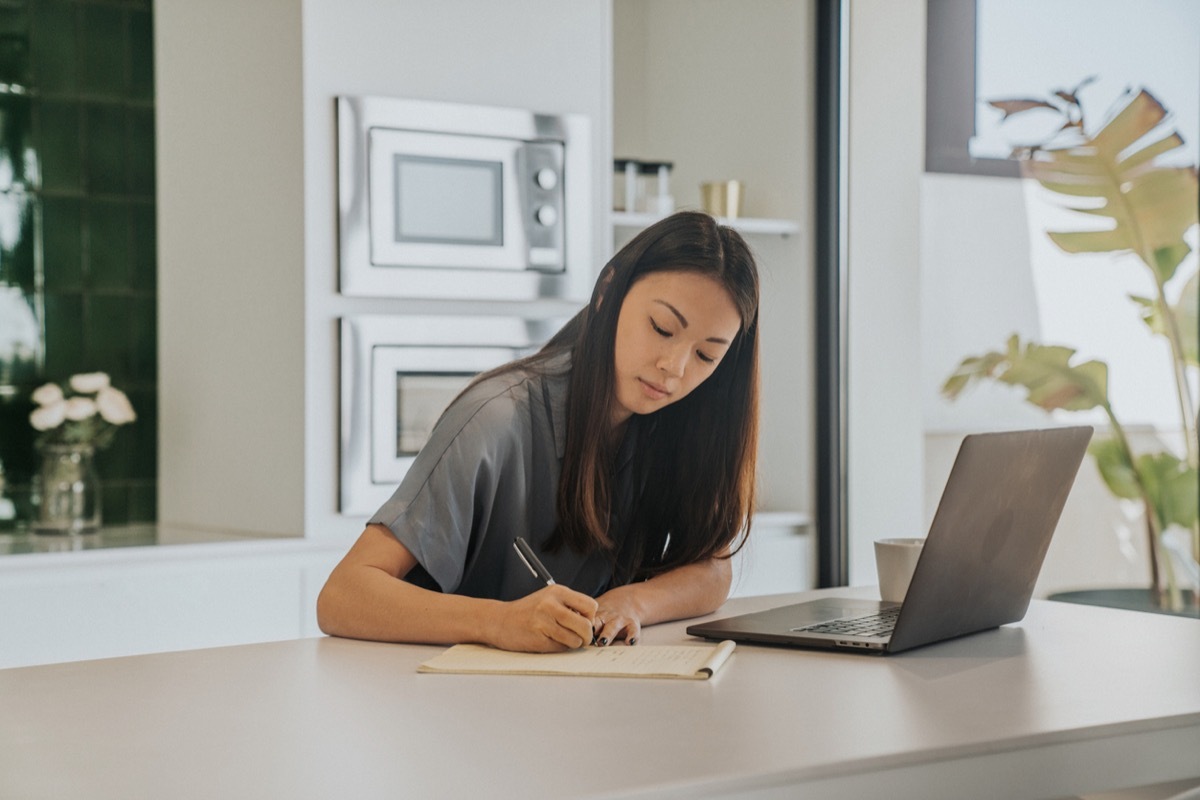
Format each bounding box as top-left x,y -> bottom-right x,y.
493,211 -> 760,580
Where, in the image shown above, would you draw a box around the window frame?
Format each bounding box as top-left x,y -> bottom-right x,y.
924,0 -> 1020,178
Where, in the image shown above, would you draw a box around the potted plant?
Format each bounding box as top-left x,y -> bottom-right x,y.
942,83 -> 1198,613
28,372 -> 137,534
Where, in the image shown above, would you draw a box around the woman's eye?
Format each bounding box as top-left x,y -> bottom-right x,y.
650,319 -> 671,337
697,351 -> 716,364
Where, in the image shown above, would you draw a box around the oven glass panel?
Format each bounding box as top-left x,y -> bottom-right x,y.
394,155 -> 503,245
395,372 -> 475,455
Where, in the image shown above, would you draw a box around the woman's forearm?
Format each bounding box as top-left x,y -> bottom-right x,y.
316,525 -> 598,652
317,560 -> 502,645
610,556 -> 733,627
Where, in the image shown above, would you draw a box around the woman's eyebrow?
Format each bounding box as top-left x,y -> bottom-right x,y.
654,299 -> 688,327
653,299 -> 731,345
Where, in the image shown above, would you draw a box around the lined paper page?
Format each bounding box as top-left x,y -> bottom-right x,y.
418,640 -> 736,680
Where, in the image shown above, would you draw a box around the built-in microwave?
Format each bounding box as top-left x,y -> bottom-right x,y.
339,315 -> 564,516
337,96 -> 593,301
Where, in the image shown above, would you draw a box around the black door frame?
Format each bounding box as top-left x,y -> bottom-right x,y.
814,0 -> 848,587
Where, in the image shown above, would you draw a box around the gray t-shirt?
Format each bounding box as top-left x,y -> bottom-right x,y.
370,354 -> 636,601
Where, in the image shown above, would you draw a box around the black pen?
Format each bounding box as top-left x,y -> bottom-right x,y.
515,537 -> 602,646
513,537 -> 556,585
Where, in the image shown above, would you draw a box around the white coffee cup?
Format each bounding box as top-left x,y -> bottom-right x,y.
874,537 -> 925,604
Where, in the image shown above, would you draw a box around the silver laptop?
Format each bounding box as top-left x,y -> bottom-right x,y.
688,426 -> 1093,654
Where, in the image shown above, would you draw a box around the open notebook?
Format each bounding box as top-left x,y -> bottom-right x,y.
418,641 -> 736,680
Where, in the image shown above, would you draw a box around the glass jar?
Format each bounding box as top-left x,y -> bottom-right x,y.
613,158 -> 641,212
638,160 -> 674,215
35,443 -> 101,535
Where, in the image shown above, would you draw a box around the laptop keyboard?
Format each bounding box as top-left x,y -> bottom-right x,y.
797,606 -> 901,638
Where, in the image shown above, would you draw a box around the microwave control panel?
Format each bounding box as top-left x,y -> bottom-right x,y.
519,141 -> 565,271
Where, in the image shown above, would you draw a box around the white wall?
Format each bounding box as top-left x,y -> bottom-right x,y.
920,174 -> 1049,433
156,0 -> 306,537
845,1 -> 927,585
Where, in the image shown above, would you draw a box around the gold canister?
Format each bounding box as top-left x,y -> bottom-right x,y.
700,180 -> 743,219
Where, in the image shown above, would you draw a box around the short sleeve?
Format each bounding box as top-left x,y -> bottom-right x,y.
369,383 -> 527,593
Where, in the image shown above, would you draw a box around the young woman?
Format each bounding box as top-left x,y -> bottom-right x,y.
317,210 -> 760,652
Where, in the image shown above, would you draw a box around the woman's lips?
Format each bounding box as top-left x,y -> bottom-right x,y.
638,378 -> 670,401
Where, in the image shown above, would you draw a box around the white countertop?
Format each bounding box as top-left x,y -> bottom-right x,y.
2,587 -> 1197,799
0,523 -> 329,568
0,509 -> 810,560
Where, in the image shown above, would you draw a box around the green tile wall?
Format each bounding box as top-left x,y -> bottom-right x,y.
0,0 -> 155,528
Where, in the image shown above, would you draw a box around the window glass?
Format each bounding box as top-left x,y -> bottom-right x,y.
972,0 -> 1199,165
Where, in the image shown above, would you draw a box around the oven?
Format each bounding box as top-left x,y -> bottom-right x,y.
337,96 -> 593,301
339,315 -> 565,516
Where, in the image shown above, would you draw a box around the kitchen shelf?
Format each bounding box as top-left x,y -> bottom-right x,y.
611,211 -> 799,237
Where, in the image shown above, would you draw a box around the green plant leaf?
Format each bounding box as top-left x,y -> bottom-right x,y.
1089,442 -> 1199,530
1025,151 -> 1107,181
1176,271 -> 1199,366
941,350 -> 1010,401
1138,452 -> 1199,531
940,335 -> 1108,413
1150,242 -> 1193,285
1135,271 -> 1200,366
1000,340 -> 1108,412
1131,294 -> 1164,334
986,98 -> 1061,119
1089,90 -> 1167,161
1017,89 -> 1198,281
1127,170 -> 1199,260
1089,437 -> 1141,500
1046,229 -> 1130,254
1054,75 -> 1097,106
1117,132 -> 1186,175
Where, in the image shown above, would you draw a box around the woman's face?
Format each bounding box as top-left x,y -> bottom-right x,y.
611,270 -> 742,426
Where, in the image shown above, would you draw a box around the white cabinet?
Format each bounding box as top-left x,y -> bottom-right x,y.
729,512 -> 814,598
0,541 -> 344,670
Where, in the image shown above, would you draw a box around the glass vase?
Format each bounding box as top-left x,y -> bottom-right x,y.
1161,524 -> 1200,612
35,443 -> 101,535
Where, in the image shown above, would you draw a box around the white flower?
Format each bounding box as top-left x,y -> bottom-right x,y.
96,387 -> 136,425
69,372 -> 111,393
31,382 -> 64,407
30,401 -> 67,431
64,396 -> 97,421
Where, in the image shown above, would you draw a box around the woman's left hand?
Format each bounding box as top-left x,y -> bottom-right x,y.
592,585 -> 645,646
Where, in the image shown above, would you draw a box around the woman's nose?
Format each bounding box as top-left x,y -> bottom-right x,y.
658,343 -> 688,378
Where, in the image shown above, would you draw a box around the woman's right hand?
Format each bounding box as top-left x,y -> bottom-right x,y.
489,585 -> 599,652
